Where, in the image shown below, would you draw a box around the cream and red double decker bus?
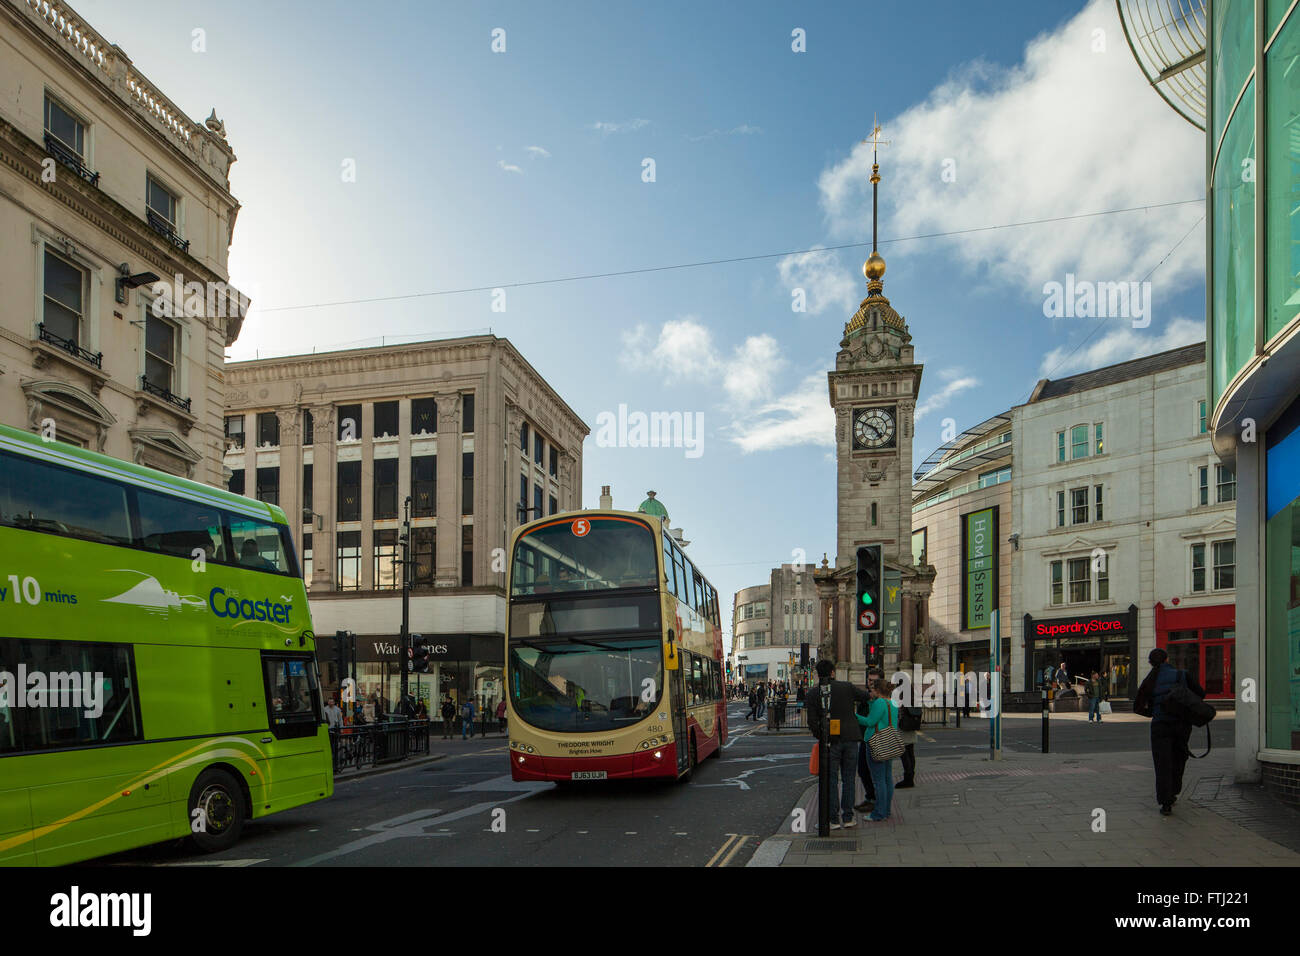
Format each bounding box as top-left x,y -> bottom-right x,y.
506,508 -> 726,781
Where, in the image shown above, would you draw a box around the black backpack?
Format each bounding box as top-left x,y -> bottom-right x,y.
1164,671 -> 1216,727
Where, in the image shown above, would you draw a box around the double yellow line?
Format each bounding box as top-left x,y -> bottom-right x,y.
705,832 -> 755,867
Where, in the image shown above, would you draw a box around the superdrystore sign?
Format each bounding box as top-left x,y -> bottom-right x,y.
1032,615 -> 1125,638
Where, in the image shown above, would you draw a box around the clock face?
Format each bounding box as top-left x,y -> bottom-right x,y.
853,406 -> 896,449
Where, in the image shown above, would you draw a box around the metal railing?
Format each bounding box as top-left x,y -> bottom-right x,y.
43,133 -> 99,186
146,207 -> 190,254
140,375 -> 192,413
38,322 -> 103,368
330,718 -> 430,774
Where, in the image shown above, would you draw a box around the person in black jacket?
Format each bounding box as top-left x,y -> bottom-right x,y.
806,659 -> 871,830
1134,647 -> 1206,816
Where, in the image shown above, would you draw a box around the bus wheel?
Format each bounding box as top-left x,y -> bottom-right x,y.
187,768 -> 245,853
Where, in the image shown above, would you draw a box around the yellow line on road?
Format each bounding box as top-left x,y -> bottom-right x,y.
705,833 -> 738,867
719,834 -> 752,867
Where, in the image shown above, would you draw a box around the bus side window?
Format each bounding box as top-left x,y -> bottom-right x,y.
0,450 -> 131,546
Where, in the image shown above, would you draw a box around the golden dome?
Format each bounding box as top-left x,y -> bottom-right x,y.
863,251 -> 886,281
845,294 -> 906,334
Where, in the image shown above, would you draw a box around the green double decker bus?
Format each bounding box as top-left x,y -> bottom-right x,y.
0,423 -> 332,865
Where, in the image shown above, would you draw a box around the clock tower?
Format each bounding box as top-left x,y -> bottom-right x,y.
817,123 -> 935,680
828,133 -> 922,567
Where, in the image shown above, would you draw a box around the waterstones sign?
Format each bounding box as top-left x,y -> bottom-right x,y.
962,507 -> 997,630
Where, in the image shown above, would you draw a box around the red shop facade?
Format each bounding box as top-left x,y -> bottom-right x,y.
1153,602 -> 1235,701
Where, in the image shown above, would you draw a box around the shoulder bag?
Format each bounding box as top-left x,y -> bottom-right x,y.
868,702 -> 905,761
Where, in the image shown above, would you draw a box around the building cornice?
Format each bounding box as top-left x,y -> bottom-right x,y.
4,0 -> 238,195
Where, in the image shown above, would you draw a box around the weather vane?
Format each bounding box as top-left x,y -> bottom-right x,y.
861,114 -> 890,156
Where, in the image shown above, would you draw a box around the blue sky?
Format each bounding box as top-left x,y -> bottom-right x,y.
77,0 -> 1206,644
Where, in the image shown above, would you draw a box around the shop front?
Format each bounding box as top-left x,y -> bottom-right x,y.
317,632 -> 504,720
1023,606 -> 1138,700
1154,602 -> 1235,701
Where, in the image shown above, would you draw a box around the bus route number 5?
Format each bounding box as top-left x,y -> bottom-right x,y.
571,519 -> 590,537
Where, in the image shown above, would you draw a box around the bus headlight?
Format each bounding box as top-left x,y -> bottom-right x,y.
653,750 -> 663,760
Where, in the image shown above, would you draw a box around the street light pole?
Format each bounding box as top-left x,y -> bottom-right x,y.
400,495 -> 411,708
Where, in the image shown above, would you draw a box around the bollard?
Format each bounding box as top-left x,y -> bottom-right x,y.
1041,686 -> 1051,753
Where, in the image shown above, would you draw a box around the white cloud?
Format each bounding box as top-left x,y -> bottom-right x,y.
722,334 -> 784,407
728,374 -> 835,454
688,124 -> 764,141
621,319 -> 806,441
915,371 -> 981,421
777,248 -> 861,316
497,160 -> 523,174
622,318 -> 784,405
815,0 -> 1204,298
590,118 -> 650,134
1038,316 -> 1204,376
525,146 -> 551,159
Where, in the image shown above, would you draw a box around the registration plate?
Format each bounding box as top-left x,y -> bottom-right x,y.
571,771 -> 607,780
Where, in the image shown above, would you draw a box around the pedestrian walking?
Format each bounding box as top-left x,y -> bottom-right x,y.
323,696 -> 343,729
857,678 -> 901,822
756,682 -> 767,719
496,699 -> 507,733
747,686 -> 758,721
462,697 -> 476,739
1135,648 -> 1207,815
805,659 -> 871,831
1086,670 -> 1105,723
440,696 -> 455,738
896,701 -> 919,788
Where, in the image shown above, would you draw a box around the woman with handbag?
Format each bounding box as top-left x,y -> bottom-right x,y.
856,679 -> 903,822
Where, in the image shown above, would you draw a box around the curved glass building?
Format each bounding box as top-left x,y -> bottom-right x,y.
1206,2 -> 1300,798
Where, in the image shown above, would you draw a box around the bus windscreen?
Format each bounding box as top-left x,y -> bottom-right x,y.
509,637 -> 663,733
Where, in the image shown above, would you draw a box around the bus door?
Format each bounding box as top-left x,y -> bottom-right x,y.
669,654 -> 689,774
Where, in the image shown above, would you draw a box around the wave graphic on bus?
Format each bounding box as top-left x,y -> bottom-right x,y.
101,571 -> 207,613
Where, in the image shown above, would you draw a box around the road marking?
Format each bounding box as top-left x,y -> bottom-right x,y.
719,835 -> 752,867
157,858 -> 267,867
705,834 -> 738,867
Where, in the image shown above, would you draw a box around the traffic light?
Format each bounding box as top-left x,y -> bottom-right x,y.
411,634 -> 429,673
867,643 -> 879,668
799,642 -> 809,667
855,545 -> 882,633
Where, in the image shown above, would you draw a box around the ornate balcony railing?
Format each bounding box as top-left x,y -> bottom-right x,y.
145,208 -> 190,254
140,375 -> 191,413
42,133 -> 99,187
38,322 -> 102,368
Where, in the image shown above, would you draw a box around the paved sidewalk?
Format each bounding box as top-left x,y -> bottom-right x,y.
750,747 -> 1300,867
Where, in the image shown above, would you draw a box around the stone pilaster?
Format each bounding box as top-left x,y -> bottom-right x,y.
435,393 -> 461,587
309,403 -> 336,592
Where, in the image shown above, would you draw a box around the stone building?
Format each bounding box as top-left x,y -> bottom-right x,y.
0,0 -> 246,481
221,335 -> 588,714
732,563 -> 820,685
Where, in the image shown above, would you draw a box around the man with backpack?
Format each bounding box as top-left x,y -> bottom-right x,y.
1135,647 -> 1210,816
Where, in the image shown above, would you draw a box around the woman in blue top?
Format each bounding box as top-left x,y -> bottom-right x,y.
856,678 -> 898,822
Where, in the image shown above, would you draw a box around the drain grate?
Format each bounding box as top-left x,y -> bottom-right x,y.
801,839 -> 860,854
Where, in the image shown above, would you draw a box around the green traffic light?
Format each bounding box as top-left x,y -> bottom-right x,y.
861,593 -> 873,604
